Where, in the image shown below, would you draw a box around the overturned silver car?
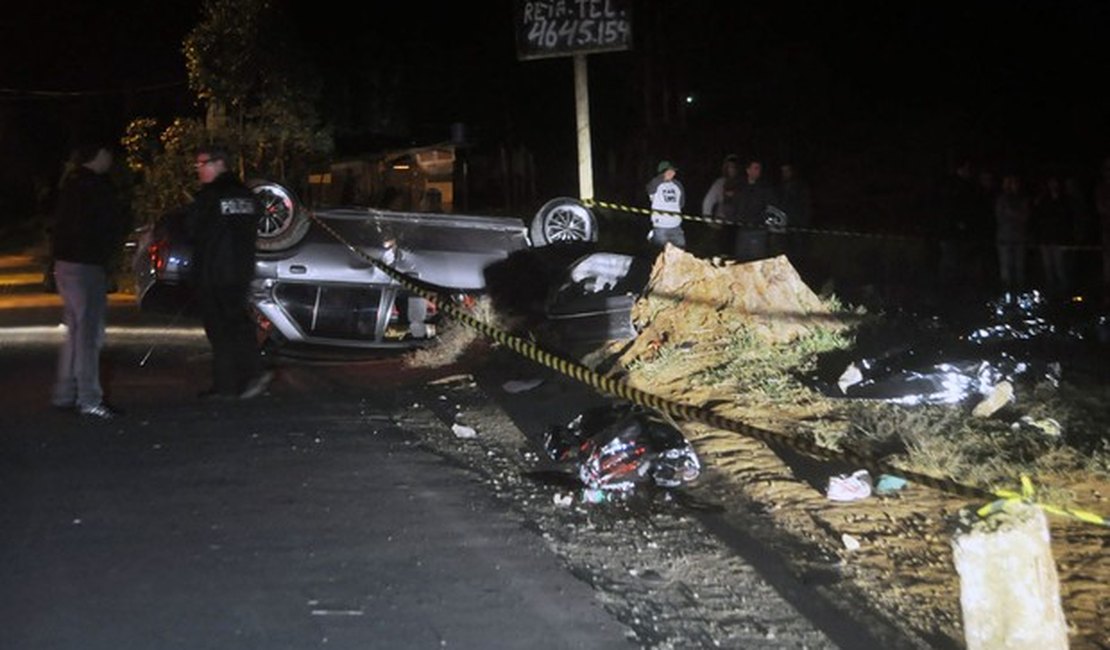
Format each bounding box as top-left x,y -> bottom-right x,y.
133,181 -> 602,352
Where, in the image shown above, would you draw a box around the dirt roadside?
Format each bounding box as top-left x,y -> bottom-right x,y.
408,343 -> 1107,649
403,242 -> 1107,649
402,359 -> 927,648
602,249 -> 1109,650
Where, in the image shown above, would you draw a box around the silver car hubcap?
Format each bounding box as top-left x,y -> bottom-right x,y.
545,206 -> 590,241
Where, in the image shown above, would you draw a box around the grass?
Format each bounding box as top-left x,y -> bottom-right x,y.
685,315 -> 854,404
624,291 -> 1109,498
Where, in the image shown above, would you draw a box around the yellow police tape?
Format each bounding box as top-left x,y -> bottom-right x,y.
978,475 -> 1108,527
583,197 -> 1105,251
308,211 -> 1108,528
582,197 -> 926,242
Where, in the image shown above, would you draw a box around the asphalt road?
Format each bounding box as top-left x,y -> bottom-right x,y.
0,300 -> 636,649
2,247 -> 955,649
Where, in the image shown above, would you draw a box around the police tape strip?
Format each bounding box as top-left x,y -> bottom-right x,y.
307,211 -> 1108,528
977,475 -> 1109,527
582,198 -> 1105,251
582,197 -> 925,242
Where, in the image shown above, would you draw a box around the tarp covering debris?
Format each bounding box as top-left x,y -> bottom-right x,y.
814,290 -> 1109,407
543,403 -> 701,493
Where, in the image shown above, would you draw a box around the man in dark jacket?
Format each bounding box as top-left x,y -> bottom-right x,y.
50,143 -> 130,419
186,145 -> 271,399
733,158 -> 774,262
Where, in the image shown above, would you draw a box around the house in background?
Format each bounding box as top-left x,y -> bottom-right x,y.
307,142 -> 459,212
304,133 -> 540,217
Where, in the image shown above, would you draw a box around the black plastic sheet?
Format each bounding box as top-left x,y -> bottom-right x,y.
813,291 -> 1108,406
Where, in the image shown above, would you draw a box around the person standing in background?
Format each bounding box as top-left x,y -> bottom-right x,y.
646,160 -> 686,250
994,172 -> 1031,293
49,143 -> 130,419
776,162 -> 812,230
936,159 -> 980,288
702,153 -> 742,221
775,162 -> 813,263
733,157 -> 774,262
1031,174 -> 1073,296
701,154 -> 741,257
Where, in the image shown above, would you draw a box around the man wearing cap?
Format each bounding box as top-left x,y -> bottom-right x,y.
646,160 -> 686,249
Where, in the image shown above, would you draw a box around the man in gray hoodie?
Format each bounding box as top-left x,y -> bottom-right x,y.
646,160 -> 686,249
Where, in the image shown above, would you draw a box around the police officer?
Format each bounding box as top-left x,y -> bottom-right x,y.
186,145 -> 272,399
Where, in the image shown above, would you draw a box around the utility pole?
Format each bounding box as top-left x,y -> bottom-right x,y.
574,54 -> 594,200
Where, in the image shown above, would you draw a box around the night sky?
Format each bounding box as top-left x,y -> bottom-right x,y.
3,1 -> 1108,216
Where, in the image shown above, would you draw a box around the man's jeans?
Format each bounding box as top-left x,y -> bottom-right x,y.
649,225 -> 686,249
52,261 -> 108,409
734,228 -> 769,262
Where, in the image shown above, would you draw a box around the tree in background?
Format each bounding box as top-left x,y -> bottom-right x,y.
125,0 -> 332,226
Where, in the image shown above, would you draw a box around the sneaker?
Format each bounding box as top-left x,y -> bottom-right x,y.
827,469 -> 873,502
79,403 -> 123,420
239,370 -> 274,400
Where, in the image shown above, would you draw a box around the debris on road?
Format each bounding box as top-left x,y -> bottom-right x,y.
543,402 -> 701,495
502,378 -> 544,394
451,423 -> 477,439
874,474 -> 908,495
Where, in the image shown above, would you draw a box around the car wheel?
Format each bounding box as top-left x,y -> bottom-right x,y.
530,197 -> 598,246
249,179 -> 311,252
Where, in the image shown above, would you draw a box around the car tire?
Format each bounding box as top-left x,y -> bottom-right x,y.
249,179 -> 311,252
529,197 -> 598,246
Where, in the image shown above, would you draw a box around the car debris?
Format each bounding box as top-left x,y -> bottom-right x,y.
543,402 -> 701,496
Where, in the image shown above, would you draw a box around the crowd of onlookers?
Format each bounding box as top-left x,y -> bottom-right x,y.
933,156 -> 1110,300
640,150 -> 1110,306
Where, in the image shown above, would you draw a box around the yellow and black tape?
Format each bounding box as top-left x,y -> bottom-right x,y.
309,211 -> 1109,528
582,197 -> 1104,250
582,197 -> 927,242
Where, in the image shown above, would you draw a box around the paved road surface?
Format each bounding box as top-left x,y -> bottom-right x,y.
0,316 -> 635,649
0,252 -> 900,649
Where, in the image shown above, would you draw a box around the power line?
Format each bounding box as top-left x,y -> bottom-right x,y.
0,80 -> 188,101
